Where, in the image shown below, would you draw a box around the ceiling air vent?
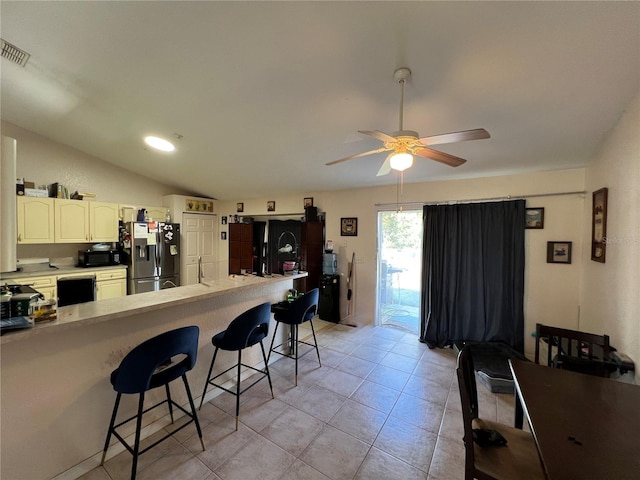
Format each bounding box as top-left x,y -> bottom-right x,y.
1,39 -> 30,67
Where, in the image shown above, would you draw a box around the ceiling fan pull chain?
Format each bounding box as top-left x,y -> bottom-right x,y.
398,77 -> 405,131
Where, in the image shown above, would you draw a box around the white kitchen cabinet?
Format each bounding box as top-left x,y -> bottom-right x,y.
16,197 -> 55,244
54,200 -> 119,243
95,269 -> 127,300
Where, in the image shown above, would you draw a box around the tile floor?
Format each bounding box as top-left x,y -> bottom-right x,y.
82,320 -> 518,480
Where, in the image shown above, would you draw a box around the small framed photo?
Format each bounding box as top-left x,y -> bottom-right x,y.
221,232 -> 227,240
267,201 -> 276,212
525,208 -> 544,229
547,241 -> 572,264
221,216 -> 227,225
341,217 -> 358,236
236,203 -> 244,213
304,197 -> 314,208
591,187 -> 608,263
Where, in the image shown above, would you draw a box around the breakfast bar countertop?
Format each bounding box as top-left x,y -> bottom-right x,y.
1,272 -> 307,344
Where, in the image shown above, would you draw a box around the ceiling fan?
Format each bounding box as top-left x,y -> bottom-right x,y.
326,67 -> 490,176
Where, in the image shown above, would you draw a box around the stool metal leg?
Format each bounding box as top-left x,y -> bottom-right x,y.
182,374 -> 205,451
199,347 -> 219,409
235,350 -> 242,431
165,384 -> 174,423
100,392 -> 122,465
309,319 -> 322,367
260,340 -> 274,399
294,324 -> 299,386
131,392 -> 145,480
267,321 -> 280,363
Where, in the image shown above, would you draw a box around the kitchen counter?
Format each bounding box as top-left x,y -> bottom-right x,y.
0,272 -> 307,344
1,271 -> 306,479
1,264 -> 127,282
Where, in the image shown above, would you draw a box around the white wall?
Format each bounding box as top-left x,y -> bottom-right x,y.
580,92 -> 639,380
219,168 -> 587,358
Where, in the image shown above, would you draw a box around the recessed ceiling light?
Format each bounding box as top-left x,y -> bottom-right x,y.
144,136 -> 175,152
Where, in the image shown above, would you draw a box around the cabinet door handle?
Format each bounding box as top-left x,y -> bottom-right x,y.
18,233 -> 21,242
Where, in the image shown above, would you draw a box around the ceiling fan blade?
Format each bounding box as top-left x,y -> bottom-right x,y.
376,155 -> 392,176
358,130 -> 397,143
325,147 -> 390,166
414,147 -> 467,167
418,128 -> 490,146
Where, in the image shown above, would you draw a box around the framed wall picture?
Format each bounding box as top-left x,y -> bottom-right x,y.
221,232 -> 227,240
304,197 -> 314,208
236,202 -> 244,213
267,200 -> 276,212
221,216 -> 227,225
547,241 -> 572,264
341,217 -> 358,236
591,187 -> 608,263
525,208 -> 544,229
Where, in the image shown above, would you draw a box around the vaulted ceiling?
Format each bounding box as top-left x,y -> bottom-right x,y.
2,1 -> 639,200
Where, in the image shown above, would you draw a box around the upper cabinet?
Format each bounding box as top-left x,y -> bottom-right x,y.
120,204 -> 168,223
89,202 -> 119,242
17,197 -> 55,243
18,198 -> 118,244
55,199 -> 90,242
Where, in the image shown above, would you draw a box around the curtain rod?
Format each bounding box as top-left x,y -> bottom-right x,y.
374,190 -> 586,208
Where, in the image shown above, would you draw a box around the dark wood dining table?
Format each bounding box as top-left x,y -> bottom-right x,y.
509,359 -> 640,480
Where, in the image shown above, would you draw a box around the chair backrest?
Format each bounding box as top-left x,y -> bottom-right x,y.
222,302 -> 271,350
534,323 -> 612,368
113,325 -> 199,394
285,288 -> 319,324
456,346 -> 479,475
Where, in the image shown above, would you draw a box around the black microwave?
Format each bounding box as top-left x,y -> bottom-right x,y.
78,249 -> 121,267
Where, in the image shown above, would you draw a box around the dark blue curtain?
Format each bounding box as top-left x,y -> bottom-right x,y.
420,200 -> 526,352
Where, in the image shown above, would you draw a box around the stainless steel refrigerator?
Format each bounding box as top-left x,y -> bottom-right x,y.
123,222 -> 180,294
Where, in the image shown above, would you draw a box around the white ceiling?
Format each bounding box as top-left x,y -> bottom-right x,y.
1,1 -> 639,200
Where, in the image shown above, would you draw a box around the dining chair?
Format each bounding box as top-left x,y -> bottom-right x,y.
534,323 -> 615,377
456,346 -> 544,480
267,288 -> 320,386
100,326 -> 205,480
199,302 -> 274,430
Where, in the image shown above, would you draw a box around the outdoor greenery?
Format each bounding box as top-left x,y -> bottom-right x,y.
380,210 -> 422,250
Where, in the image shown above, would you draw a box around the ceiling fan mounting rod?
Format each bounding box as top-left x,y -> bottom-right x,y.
394,67 -> 411,132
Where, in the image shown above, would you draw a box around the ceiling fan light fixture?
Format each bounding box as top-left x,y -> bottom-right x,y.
144,135 -> 175,152
389,152 -> 413,171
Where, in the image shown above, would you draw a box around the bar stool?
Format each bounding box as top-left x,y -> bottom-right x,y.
199,302 -> 274,430
268,288 -> 320,386
100,326 -> 205,480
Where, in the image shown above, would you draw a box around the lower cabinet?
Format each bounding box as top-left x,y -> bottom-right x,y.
95,269 -> 127,300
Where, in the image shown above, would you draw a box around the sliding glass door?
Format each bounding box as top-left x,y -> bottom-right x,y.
376,210 -> 422,334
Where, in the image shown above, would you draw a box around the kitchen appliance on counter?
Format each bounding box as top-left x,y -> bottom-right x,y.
78,249 -> 121,267
121,222 -> 180,294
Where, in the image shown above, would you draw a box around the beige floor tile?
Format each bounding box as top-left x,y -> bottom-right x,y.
260,406 -> 325,456
373,415 -> 438,472
349,344 -> 388,363
402,374 -> 450,406
379,351 -> 419,373
103,429 -> 182,480
214,434 -> 295,480
299,425 -> 371,480
137,444 -> 211,480
437,407 -> 464,442
426,435 -> 466,480
76,467 -> 112,480
279,459 -> 331,480
184,413 -> 256,471
360,335 -> 398,351
315,348 -> 347,368
390,393 -> 445,434
288,384 -> 347,422
324,337 -> 359,355
328,399 -> 387,444
390,341 -> 427,360
365,364 -> 410,391
355,446 -> 429,480
349,379 -> 401,414
315,368 -> 364,398
237,396 -> 288,432
334,354 -> 377,378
